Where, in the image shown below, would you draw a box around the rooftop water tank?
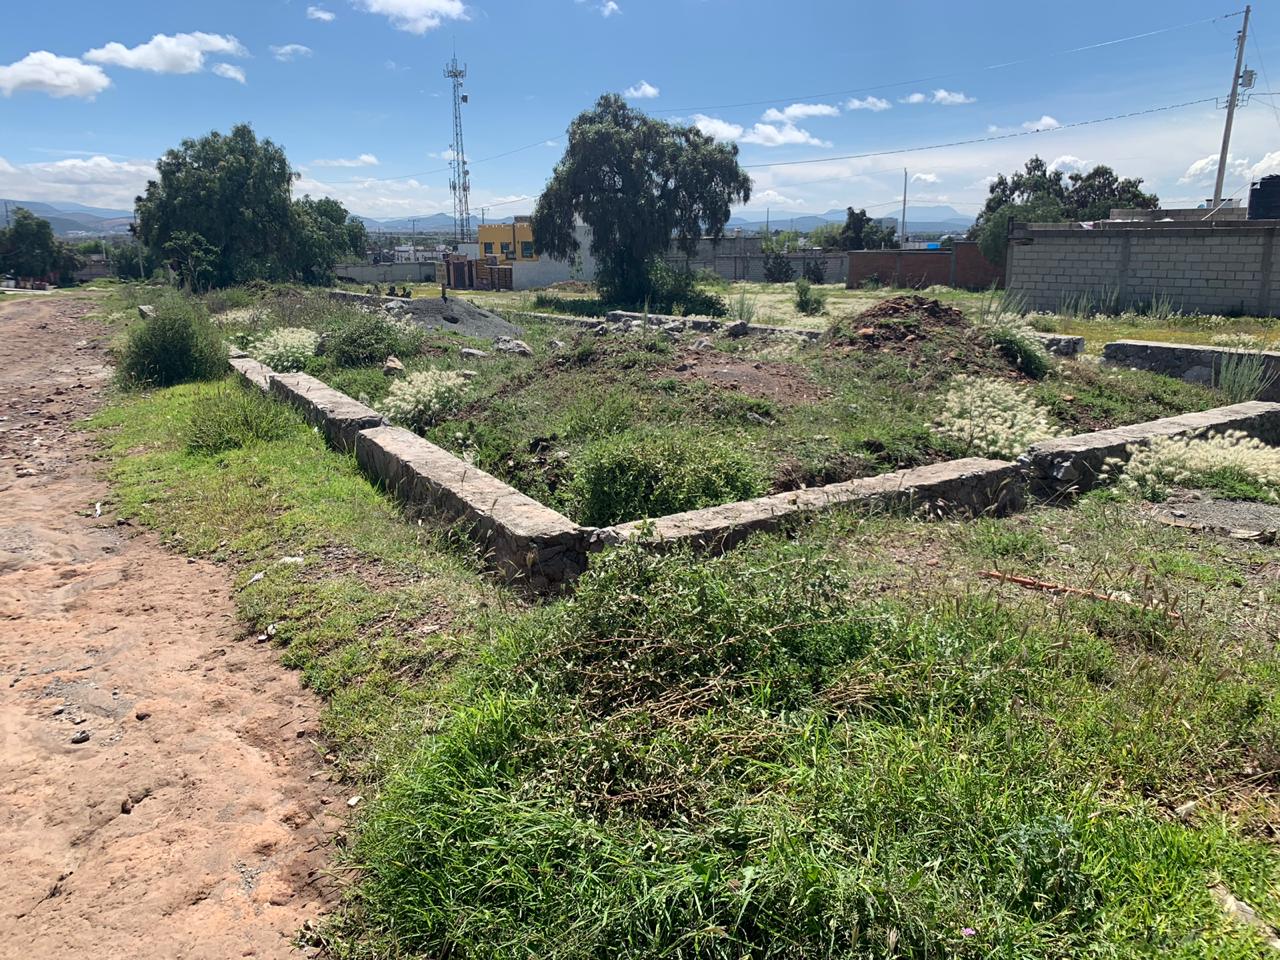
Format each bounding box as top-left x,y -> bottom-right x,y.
1247,175 -> 1280,220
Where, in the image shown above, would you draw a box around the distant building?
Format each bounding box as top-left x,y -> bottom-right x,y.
393,244 -> 437,263
477,216 -> 537,262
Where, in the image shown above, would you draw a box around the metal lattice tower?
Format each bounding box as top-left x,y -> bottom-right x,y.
444,53 -> 472,244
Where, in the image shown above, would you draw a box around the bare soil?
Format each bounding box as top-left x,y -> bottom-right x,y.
0,296 -> 340,959
664,355 -> 830,406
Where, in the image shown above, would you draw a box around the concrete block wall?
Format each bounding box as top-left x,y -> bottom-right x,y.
1103,340 -> 1280,402
1007,222 -> 1280,316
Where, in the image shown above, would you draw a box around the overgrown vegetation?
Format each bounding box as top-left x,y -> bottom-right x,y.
116,292 -> 227,388
185,382 -> 297,453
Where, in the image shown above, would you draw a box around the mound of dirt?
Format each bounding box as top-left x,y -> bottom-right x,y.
394,296 -> 525,341
825,295 -> 967,346
664,355 -> 829,406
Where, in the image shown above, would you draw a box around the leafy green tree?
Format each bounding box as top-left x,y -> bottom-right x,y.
289,196 -> 368,284
0,207 -> 60,277
807,222 -> 842,250
970,156 -> 1157,264
532,93 -> 751,306
164,231 -> 217,291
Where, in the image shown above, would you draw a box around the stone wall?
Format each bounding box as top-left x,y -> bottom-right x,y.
1103,340 -> 1280,402
664,253 -> 848,285
334,261 -> 439,285
1006,220 -> 1280,316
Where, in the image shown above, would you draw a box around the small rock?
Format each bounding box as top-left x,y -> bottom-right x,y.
121,798 -> 134,814
593,324 -> 609,336
137,305 -> 156,321
70,731 -> 90,745
692,337 -> 714,351
247,571 -> 266,586
347,795 -> 363,808
857,327 -> 876,337
662,321 -> 685,334
51,705 -> 66,717
493,337 -> 534,357
382,355 -> 406,377
135,710 -> 151,721
725,320 -> 749,338
458,369 -> 479,380
460,347 -> 489,359
549,339 -> 566,350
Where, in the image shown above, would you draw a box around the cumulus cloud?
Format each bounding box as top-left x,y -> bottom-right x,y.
84,32 -> 247,74
690,114 -> 744,142
740,122 -> 831,148
0,51 -> 111,99
1022,115 -> 1060,131
752,189 -> 797,206
623,80 -> 659,99
270,44 -> 312,62
212,63 -> 246,84
313,153 -> 380,167
1179,152 -> 1250,184
761,102 -> 839,123
1252,151 -> 1280,179
900,92 -> 927,104
911,172 -> 940,184
930,88 -> 975,105
576,0 -> 620,15
353,0 -> 467,34
307,5 -> 336,20
0,154 -> 156,208
1048,154 -> 1087,173
846,95 -> 890,112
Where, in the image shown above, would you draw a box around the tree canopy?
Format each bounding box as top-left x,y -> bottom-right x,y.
135,123 -> 365,289
970,156 -> 1158,264
0,207 -> 82,282
532,93 -> 752,305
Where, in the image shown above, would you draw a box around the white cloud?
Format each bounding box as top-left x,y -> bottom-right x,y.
623,80 -> 659,99
313,153 -> 380,167
1179,152 -> 1249,184
1251,151 -> 1280,179
931,88 -> 975,105
690,114 -> 744,142
0,154 -> 156,209
1048,154 -> 1087,173
901,92 -> 927,104
761,102 -> 839,123
846,96 -> 890,112
428,147 -> 456,160
270,44 -> 312,62
0,52 -> 111,100
740,122 -> 831,148
576,0 -> 620,15
353,0 -> 467,34
85,33 -> 247,74
911,172 -> 940,184
212,63 -> 246,84
307,5 -> 336,20
1022,115 -> 1060,131
752,189 -> 797,206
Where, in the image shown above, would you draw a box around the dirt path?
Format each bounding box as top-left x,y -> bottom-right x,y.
0,296 -> 339,958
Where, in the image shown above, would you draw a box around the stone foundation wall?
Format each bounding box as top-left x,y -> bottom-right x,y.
1103,340 -> 1280,402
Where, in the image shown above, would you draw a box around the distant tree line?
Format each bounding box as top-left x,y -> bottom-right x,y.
134,123 -> 367,289
0,207 -> 83,283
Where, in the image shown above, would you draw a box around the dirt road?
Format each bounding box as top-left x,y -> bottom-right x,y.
0,296 -> 338,958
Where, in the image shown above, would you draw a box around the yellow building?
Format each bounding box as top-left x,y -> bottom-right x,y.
477,216 -> 537,262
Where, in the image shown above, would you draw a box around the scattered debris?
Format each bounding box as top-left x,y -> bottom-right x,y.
978,570 -> 1181,620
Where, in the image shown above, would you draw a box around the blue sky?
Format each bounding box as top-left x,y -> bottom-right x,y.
3,0 -> 1280,220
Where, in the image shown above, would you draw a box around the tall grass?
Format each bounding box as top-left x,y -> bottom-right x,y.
116,291 -> 227,388
1215,348 -> 1279,403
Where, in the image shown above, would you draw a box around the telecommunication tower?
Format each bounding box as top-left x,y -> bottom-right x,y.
444,53 -> 472,243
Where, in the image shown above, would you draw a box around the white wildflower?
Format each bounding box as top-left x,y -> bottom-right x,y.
251,327 -> 320,372
935,375 -> 1063,459
379,369 -> 466,432
1103,430 -> 1280,502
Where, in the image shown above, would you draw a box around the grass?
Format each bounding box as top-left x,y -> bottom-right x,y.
86,342 -> 1280,957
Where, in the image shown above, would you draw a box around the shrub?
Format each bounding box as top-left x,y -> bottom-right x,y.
729,288 -> 757,324
793,277 -> 826,316
325,311 -> 425,367
645,262 -> 727,317
379,369 -> 466,432
116,293 -> 226,388
763,251 -> 795,283
250,326 -> 320,372
568,430 -> 766,526
935,375 -> 1062,458
802,258 -> 827,284
1103,430 -> 1280,502
186,383 -> 297,454
1214,348 -> 1279,404
531,294 -> 608,317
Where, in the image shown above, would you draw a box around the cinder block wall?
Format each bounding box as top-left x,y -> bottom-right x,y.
1007,221 -> 1280,316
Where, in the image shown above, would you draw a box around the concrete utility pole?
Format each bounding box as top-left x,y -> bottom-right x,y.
1214,4 -> 1251,205
900,169 -> 908,248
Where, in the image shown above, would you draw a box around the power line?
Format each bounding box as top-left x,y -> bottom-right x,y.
650,11 -> 1244,116
741,96 -> 1220,173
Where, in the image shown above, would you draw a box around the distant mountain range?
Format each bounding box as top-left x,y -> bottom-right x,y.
7,198 -> 975,239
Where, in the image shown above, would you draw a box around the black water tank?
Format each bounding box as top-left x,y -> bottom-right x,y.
1248,175 -> 1280,219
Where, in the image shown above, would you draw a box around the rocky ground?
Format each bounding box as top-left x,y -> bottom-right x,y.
0,295 -> 339,959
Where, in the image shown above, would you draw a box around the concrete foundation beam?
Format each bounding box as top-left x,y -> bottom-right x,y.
597,457 -> 1024,552
1021,401 -> 1280,497
228,355 -> 272,392
267,372 -> 386,453
1103,339 -> 1280,401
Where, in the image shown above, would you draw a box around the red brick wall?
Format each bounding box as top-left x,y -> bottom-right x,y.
845,241 -> 1001,290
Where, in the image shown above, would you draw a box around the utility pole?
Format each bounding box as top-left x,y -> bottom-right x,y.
410,217 -> 418,260
1214,4 -> 1251,205
900,168 -> 908,249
